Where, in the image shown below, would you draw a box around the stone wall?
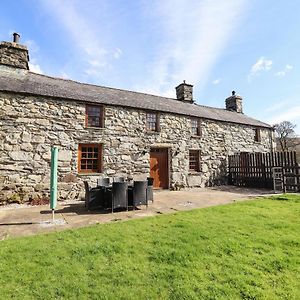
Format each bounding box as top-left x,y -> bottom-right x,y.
0,91 -> 274,203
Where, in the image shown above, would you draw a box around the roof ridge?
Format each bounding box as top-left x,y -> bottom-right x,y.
28,71 -> 179,101
27,71 -> 238,113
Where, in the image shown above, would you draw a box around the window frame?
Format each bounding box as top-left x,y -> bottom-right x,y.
254,128 -> 261,142
146,111 -> 160,132
189,150 -> 201,172
78,143 -> 102,174
191,118 -> 202,136
85,104 -> 104,128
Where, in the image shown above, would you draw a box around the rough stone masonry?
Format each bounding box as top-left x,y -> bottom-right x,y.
0,34 -> 275,204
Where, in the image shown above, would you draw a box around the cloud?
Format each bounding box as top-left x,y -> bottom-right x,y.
251,57 -> 273,73
266,101 -> 300,135
136,0 -> 248,97
275,64 -> 293,77
59,71 -> 70,79
25,39 -> 43,74
39,0 -> 248,96
212,79 -> 221,85
268,105 -> 300,124
28,63 -> 43,74
248,57 -> 272,81
40,0 -> 115,81
265,100 -> 291,113
113,48 -> 122,59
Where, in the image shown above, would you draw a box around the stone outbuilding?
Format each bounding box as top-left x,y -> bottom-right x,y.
0,34 -> 274,202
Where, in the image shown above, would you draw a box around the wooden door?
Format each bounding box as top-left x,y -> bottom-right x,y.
150,148 -> 169,189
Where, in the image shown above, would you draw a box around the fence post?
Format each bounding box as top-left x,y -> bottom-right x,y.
283,168 -> 287,194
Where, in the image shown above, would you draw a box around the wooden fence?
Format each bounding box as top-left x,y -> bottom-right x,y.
228,151 -> 299,191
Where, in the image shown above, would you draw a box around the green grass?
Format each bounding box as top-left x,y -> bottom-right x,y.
0,194 -> 300,300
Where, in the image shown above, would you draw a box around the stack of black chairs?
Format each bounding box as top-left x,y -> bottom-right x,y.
128,181 -> 148,210
109,182 -> 128,212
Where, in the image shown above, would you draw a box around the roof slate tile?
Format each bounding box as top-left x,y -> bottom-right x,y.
0,67 -> 271,128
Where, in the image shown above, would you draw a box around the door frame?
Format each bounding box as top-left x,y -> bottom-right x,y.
150,147 -> 171,189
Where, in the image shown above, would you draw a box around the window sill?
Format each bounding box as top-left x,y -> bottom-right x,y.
78,173 -> 103,176
191,135 -> 202,139
145,130 -> 160,134
188,171 -> 201,175
85,126 -> 105,130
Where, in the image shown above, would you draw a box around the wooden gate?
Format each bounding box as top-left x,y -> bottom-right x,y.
150,148 -> 169,189
228,151 -> 299,190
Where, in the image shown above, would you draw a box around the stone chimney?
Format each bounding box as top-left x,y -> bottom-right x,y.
0,33 -> 29,70
225,91 -> 243,113
175,80 -> 194,103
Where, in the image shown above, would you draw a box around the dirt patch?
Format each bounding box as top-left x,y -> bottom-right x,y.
30,198 -> 50,206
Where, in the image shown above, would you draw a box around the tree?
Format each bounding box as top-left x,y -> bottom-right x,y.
273,121 -> 297,151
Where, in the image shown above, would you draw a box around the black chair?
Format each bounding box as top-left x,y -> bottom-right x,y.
126,175 -> 134,185
106,182 -> 128,213
96,178 -> 111,208
84,181 -> 102,210
130,181 -> 148,210
113,177 -> 125,183
97,177 -> 110,187
147,177 -> 154,203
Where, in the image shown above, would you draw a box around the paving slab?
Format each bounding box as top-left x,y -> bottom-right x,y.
0,186 -> 275,240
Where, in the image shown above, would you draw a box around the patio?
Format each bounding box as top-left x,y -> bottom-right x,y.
0,186 -> 274,240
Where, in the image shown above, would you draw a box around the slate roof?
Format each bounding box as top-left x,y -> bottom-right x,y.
0,66 -> 272,128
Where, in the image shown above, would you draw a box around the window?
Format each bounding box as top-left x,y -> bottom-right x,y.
254,128 -> 261,142
191,118 -> 201,136
86,105 -> 103,128
189,150 -> 200,172
146,112 -> 159,131
78,144 -> 102,173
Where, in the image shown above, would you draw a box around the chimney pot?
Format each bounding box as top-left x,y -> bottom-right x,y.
13,32 -> 20,43
232,90 -> 236,96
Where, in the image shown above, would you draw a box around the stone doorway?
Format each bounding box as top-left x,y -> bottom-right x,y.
150,148 -> 169,189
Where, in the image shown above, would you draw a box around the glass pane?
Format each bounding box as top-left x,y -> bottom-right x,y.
146,113 -> 157,131
86,105 -> 102,127
189,151 -> 199,171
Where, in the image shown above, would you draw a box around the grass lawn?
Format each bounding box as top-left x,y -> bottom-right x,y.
0,194 -> 300,300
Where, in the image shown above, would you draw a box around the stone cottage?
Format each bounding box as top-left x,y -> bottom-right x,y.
0,34 -> 274,202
